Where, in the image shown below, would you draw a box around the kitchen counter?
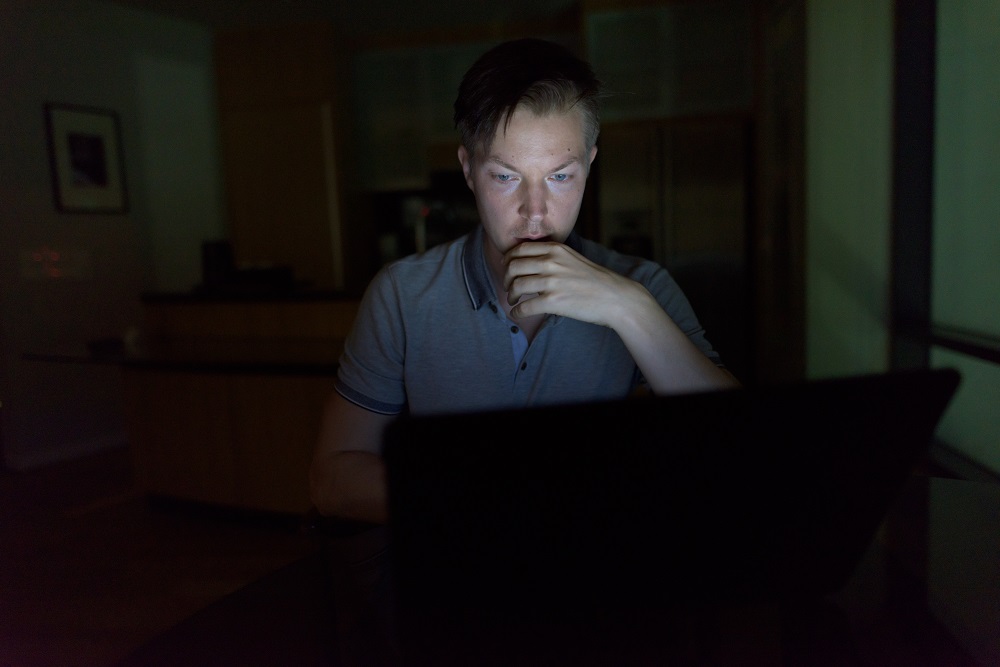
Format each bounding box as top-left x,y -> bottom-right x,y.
24,336 -> 343,375
24,296 -> 363,515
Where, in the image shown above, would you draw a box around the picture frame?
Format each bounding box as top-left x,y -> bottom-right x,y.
44,103 -> 128,214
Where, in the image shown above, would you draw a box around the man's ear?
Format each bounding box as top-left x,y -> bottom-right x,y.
583,144 -> 598,178
457,145 -> 475,191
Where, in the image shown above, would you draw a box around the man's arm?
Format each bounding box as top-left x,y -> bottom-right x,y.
605,287 -> 740,393
504,241 -> 739,395
309,391 -> 396,523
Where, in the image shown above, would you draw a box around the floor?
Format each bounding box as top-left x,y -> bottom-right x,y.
0,446 -> 316,667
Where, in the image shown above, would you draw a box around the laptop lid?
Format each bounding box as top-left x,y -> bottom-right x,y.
382,368 -> 960,660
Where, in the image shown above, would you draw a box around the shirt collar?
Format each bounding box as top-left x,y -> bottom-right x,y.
461,226 -> 584,311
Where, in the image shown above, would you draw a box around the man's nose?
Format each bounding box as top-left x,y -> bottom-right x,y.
519,181 -> 548,223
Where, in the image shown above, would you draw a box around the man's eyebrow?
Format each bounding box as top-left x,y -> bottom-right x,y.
486,156 -> 582,172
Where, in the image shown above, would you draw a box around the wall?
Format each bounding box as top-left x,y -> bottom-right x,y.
0,0 -> 225,469
804,0 -> 998,475
930,0 -> 1000,475
804,0 -> 894,379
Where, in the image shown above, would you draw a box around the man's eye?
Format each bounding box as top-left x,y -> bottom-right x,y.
551,173 -> 569,182
495,173 -> 514,183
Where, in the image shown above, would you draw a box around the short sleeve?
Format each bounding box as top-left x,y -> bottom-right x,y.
335,266 -> 408,414
646,266 -> 723,366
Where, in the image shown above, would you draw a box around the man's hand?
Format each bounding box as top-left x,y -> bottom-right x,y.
503,241 -> 645,326
502,240 -> 739,394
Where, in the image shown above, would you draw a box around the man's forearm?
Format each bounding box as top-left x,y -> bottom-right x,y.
310,450 -> 389,524
616,289 -> 741,395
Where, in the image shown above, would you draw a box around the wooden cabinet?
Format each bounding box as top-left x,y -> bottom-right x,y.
140,298 -> 359,340
596,115 -> 754,381
584,0 -> 801,384
125,370 -> 332,514
215,23 -> 374,294
124,371 -> 236,506
124,298 -> 358,514
219,103 -> 346,290
597,117 -> 750,264
229,374 -> 332,512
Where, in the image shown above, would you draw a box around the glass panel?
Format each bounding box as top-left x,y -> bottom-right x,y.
931,347 -> 1000,476
932,0 -> 1000,336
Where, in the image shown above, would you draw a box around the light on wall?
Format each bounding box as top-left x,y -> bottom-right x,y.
19,246 -> 92,279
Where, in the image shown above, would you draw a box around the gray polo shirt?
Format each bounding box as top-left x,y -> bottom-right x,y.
335,227 -> 720,416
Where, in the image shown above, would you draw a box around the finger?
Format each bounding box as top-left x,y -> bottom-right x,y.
507,275 -> 546,305
510,292 -> 545,319
507,240 -> 558,255
503,257 -> 547,290
504,241 -> 560,262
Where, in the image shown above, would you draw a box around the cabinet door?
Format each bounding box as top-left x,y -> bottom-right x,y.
664,118 -> 748,261
124,370 -> 237,504
597,116 -> 753,380
596,122 -> 663,259
124,368 -> 335,513
229,375 -> 331,514
220,103 -> 345,289
598,118 -> 748,266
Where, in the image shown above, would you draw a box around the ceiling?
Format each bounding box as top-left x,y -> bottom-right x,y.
104,0 -> 581,37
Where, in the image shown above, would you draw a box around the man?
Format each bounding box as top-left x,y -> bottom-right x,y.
310,38 -> 738,524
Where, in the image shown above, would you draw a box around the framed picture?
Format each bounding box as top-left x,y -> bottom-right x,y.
44,103 -> 128,213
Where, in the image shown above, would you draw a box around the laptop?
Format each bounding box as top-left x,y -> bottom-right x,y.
381,368 -> 960,664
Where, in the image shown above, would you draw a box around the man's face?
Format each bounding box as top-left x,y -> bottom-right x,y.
458,106 -> 598,274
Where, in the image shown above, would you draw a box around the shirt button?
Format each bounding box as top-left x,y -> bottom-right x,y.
489,303 -> 498,313
510,325 -> 519,334
520,362 -> 527,371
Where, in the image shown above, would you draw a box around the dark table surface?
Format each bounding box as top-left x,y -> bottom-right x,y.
829,474 -> 999,666
115,473 -> 999,666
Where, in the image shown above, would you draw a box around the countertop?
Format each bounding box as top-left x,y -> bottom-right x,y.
23,336 -> 343,375
141,289 -> 361,304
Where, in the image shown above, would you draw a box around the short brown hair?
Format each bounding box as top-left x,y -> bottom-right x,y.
454,38 -> 601,160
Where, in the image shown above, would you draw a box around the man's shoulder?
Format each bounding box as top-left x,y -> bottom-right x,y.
382,234 -> 464,271
373,232 -> 471,296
